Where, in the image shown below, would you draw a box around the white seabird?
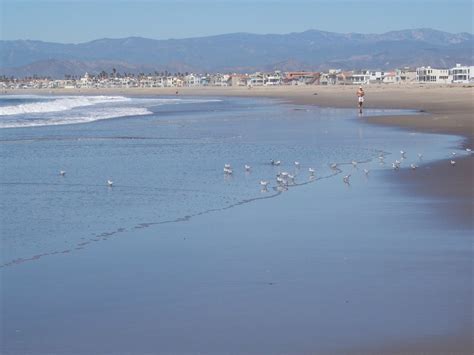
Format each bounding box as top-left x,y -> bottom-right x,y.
107,180 -> 114,187
308,168 -> 315,175
410,164 -> 417,170
450,160 -> 456,166
59,170 -> 66,176
363,168 -> 369,175
244,164 -> 251,171
343,174 -> 351,184
260,180 -> 269,188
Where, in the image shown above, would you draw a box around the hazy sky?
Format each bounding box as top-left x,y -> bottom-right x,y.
1,0 -> 473,43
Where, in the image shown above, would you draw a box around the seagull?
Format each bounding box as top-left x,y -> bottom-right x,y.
271,160 -> 281,166
392,162 -> 400,170
395,159 -> 401,166
59,170 -> 66,176
450,160 -> 456,166
400,150 -> 406,158
260,180 -> 269,188
417,153 -> 423,159
287,174 -> 295,182
452,152 -> 456,156
351,160 -> 358,167
276,176 -> 285,185
308,168 -> 315,175
107,180 -> 114,187
466,148 -> 472,153
343,174 -> 351,184
294,161 -> 300,167
244,164 -> 251,171
363,168 -> 369,175
224,167 -> 233,174
378,156 -> 384,161
281,171 -> 289,178
224,163 -> 231,169
330,163 -> 338,169
410,164 -> 418,170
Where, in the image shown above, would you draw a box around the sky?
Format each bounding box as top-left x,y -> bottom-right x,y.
1,0 -> 473,43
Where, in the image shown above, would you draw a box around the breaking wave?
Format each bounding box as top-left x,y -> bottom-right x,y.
0,96 -> 131,116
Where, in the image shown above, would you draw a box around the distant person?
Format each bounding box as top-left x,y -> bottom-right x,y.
357,86 -> 365,114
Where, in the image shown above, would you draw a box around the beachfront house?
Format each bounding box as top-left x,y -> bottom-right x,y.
396,68 -> 417,84
249,72 -> 265,86
382,71 -> 397,84
265,71 -> 283,85
450,64 -> 473,84
79,72 -> 94,88
368,71 -> 385,84
350,70 -> 371,85
230,74 -> 249,87
210,73 -> 230,86
284,72 -> 320,85
416,66 -> 451,84
336,71 -> 353,85
184,74 -> 200,87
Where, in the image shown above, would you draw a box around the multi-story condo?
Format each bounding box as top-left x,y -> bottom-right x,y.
416,66 -> 451,83
450,64 -> 473,83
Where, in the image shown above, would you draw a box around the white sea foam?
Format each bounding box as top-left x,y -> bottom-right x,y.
0,95 -> 222,128
0,107 -> 152,128
0,96 -> 131,116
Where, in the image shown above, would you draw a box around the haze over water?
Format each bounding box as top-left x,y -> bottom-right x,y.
0,95 -> 471,353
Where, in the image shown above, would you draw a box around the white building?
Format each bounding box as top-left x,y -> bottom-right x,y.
368,71 -> 385,84
265,71 -> 282,86
450,64 -> 474,84
351,70 -> 371,85
383,71 -> 397,84
184,74 -> 200,87
416,66 -> 451,83
396,68 -> 417,84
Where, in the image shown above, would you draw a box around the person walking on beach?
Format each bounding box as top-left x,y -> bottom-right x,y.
357,86 -> 365,114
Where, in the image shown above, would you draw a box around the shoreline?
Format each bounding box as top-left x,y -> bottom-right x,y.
1,86 -> 472,354
5,85 -> 473,228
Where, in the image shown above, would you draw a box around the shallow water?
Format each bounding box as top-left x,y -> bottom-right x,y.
0,95 -> 471,354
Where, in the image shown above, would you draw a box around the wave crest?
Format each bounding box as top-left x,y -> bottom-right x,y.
0,96 -> 131,116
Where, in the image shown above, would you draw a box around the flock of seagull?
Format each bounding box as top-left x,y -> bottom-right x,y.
222,147 -> 472,191
57,148 -> 471,189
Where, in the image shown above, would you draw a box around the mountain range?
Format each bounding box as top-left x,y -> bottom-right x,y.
1,28 -> 472,78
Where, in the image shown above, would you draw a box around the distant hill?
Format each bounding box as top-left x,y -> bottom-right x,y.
1,28 -> 472,78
